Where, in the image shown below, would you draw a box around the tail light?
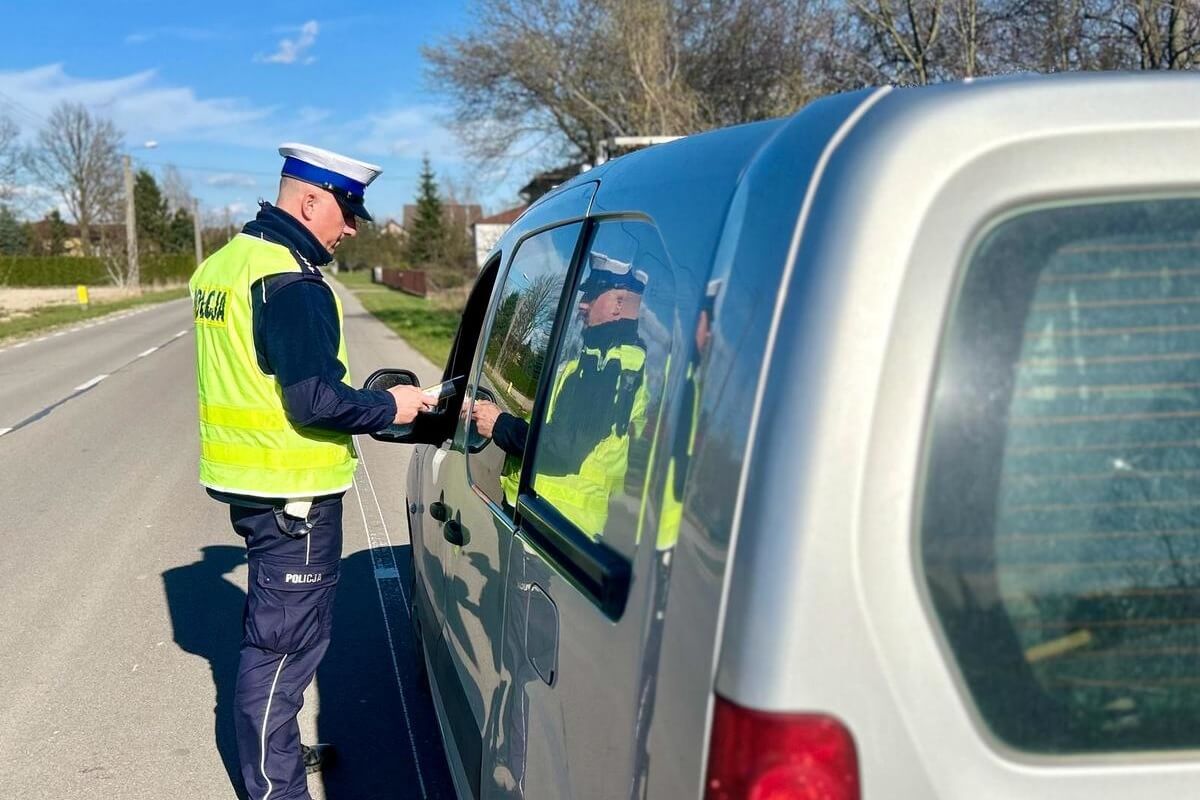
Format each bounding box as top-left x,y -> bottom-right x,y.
705,696 -> 860,800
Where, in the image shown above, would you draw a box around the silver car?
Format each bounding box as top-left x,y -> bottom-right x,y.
368,71 -> 1200,798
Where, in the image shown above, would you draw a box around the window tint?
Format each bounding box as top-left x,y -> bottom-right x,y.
467,223 -> 580,517
922,198 -> 1200,754
527,220 -> 675,558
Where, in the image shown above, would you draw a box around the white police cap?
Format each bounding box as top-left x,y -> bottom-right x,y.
581,251 -> 648,297
278,142 -> 382,221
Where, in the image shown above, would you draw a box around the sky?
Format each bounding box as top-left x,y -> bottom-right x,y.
0,0 -> 532,225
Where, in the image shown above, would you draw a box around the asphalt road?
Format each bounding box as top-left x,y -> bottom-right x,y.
0,281 -> 456,799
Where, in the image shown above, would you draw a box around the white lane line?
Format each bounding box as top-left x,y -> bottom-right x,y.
173,330 -> 188,339
73,374 -> 108,392
51,331 -> 65,337
350,471 -> 428,799
137,346 -> 159,358
13,342 -> 27,349
33,337 -> 47,343
0,428 -> 11,438
356,446 -> 412,613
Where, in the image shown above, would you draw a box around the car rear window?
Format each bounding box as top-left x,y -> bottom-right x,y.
921,197 -> 1200,754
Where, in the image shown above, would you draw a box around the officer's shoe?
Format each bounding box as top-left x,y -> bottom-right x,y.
301,743 -> 336,775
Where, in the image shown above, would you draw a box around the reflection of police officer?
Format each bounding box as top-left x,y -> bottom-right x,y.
189,144 -> 433,800
473,254 -> 649,535
629,279 -> 720,799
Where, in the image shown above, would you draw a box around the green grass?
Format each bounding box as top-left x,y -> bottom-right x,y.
0,287 -> 190,343
332,270 -> 461,366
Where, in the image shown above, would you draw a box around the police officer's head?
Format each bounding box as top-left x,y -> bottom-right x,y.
275,143 -> 382,255
577,252 -> 647,327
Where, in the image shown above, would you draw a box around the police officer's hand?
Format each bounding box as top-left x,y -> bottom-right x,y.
471,400 -> 502,438
389,385 -> 437,424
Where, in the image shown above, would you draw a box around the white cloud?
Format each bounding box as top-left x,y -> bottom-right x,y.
124,26 -> 229,46
257,21 -> 319,65
0,64 -> 276,147
206,173 -> 258,189
353,105 -> 466,163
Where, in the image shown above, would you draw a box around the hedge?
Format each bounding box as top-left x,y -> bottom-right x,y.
0,254 -> 197,287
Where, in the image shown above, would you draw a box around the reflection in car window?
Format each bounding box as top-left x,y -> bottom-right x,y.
922,198 -> 1200,754
528,220 -> 675,558
466,223 -> 579,518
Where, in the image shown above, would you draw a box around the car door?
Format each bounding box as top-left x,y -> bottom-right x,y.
408,258 -> 504,665
487,216 -> 686,800
428,189 -> 595,799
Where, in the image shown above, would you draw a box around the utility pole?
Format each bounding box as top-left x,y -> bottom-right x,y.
192,198 -> 204,267
123,154 -> 140,288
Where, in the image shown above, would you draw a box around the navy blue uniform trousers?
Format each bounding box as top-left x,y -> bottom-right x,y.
230,496 -> 343,800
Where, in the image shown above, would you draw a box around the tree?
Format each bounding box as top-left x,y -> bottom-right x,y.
39,210 -> 69,256
424,0 -> 835,167
166,207 -> 197,254
0,205 -> 28,255
334,220 -> 405,270
135,169 -> 170,254
159,164 -> 194,215
403,157 -> 447,268
0,116 -> 20,204
26,102 -> 123,255
1093,0 -> 1200,69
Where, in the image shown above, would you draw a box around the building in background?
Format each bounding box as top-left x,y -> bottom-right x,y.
472,205 -> 527,269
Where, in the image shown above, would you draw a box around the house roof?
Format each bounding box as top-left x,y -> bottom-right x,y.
474,205 -> 527,226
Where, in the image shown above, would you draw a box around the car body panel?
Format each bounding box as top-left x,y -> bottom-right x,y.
406,72 -> 1200,799
716,72 -> 1200,797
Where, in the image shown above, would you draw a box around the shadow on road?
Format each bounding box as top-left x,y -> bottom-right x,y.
162,544 -> 247,799
317,544 -> 455,799
163,541 -> 454,800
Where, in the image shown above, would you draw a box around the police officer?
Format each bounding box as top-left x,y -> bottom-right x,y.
189,143 -> 434,800
472,252 -> 649,537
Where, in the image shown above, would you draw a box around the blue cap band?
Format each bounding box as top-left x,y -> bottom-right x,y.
280,157 -> 366,200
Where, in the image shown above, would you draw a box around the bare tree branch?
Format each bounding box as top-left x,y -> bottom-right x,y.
25,102 -> 123,255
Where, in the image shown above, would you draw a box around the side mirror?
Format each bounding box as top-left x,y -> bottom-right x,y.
362,368 -> 425,443
467,387 -> 497,454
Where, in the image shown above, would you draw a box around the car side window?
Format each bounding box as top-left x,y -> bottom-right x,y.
922,197 -> 1200,754
466,223 -> 580,518
526,219 -> 675,559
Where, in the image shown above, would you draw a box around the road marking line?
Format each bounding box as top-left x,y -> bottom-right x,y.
13,342 -> 27,348
0,428 -> 11,438
173,330 -> 188,339
137,346 -> 159,358
52,331 -> 64,337
73,374 -> 108,392
34,337 -> 46,342
351,470 -> 428,799
356,446 -> 413,613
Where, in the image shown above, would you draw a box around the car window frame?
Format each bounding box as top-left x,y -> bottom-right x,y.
917,193 -> 1200,758
513,212 -> 673,621
462,219 -> 588,524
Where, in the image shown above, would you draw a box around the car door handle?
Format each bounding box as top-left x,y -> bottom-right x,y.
443,519 -> 468,547
429,501 -> 449,522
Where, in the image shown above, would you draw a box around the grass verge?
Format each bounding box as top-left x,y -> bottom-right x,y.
0,287 -> 190,343
333,270 -> 462,366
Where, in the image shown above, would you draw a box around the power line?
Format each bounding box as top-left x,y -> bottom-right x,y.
0,90 -> 50,129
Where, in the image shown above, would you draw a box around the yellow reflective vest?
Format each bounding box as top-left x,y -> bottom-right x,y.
189,234 -> 356,499
522,341 -> 648,538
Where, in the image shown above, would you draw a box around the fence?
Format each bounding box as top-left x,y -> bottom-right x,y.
374,267 -> 428,297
